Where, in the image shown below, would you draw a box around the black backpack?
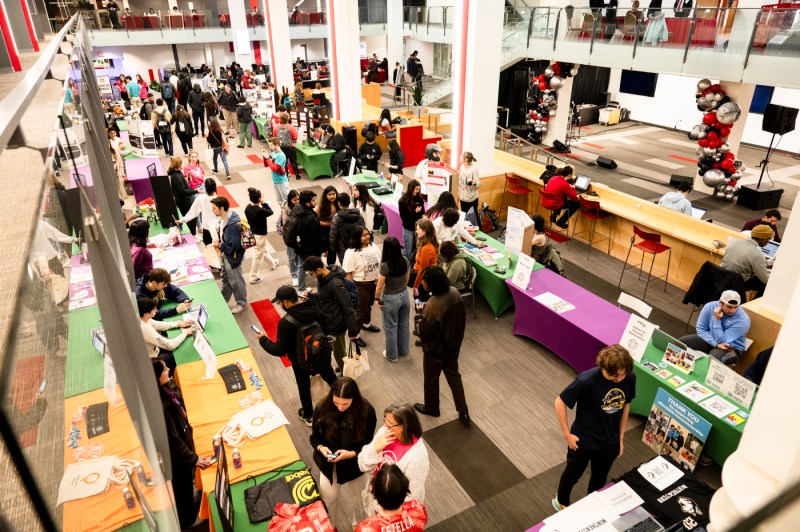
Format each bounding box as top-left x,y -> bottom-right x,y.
282,212 -> 301,249
285,315 -> 331,374
338,277 -> 359,309
154,111 -> 170,134
238,104 -> 253,123
361,121 -> 378,137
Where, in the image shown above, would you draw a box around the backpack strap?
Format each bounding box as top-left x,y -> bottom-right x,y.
285,314 -> 300,327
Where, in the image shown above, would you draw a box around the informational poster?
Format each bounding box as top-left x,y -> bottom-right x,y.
194,332 -> 217,379
642,389 -> 712,471
504,206 -> 534,256
231,399 -> 289,439
127,119 -> 158,158
619,315 -> 657,362
103,354 -> 119,406
542,491 -> 619,532
289,108 -> 314,142
511,253 -> 535,290
704,358 -> 758,409
96,75 -> 113,100
698,395 -> 739,419
662,343 -> 699,374
424,161 -> 452,205
57,456 -> 117,505
57,127 -> 88,168
246,88 -> 276,118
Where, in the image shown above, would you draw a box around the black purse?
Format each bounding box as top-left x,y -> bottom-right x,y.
373,204 -> 386,231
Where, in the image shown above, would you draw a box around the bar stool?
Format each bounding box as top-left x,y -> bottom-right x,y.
570,196 -> 612,258
537,190 -> 566,239
500,173 -> 532,212
617,225 -> 672,300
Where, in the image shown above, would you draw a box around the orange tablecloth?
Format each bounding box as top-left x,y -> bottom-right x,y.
175,348 -> 300,519
62,386 -> 171,532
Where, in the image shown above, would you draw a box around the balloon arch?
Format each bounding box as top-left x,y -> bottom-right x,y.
526,61 -> 579,144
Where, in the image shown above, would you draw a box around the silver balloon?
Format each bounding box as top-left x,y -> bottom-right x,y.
689,128 -> 701,141
698,131 -> 708,140
541,126 -> 548,133
549,76 -> 564,89
702,147 -> 716,156
703,169 -> 726,188
732,171 -> 742,179
697,99 -> 714,111
716,102 -> 742,124
713,93 -> 723,101
725,185 -> 733,193
724,178 -> 731,185
549,110 -> 556,117
732,186 -> 740,194
718,143 -> 731,153
534,127 -> 542,133
697,79 -> 712,92
725,193 -> 734,201
695,147 -> 706,156
705,93 -> 715,101
716,189 -> 726,198
544,67 -> 555,78
698,124 -> 709,131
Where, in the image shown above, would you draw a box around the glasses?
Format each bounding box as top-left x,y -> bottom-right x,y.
383,417 -> 401,429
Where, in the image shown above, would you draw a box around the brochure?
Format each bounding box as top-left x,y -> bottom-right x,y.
642,389 -> 712,471
619,315 -> 657,362
656,369 -> 673,379
641,361 -> 659,372
533,292 -> 575,314
667,375 -> 686,387
704,358 -> 758,410
677,381 -> 715,403
699,395 -> 739,419
511,253 -> 535,290
637,456 -> 685,491
724,412 -> 746,426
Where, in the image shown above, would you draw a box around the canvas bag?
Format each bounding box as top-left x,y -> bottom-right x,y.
343,341 -> 370,380
202,243 -> 222,269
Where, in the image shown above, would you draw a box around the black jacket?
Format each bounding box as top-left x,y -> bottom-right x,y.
330,208 -> 365,259
314,265 -> 358,336
218,90 -> 238,111
310,402 -> 377,485
327,132 -> 347,153
236,102 -> 253,123
244,202 -> 273,236
162,389 -> 197,468
357,142 -> 382,172
135,274 -> 190,320
259,300 -> 321,360
169,169 -> 197,214
419,287 -> 466,355
187,88 -> 204,113
171,114 -> 193,138
293,204 -> 327,258
399,195 -> 425,231
389,142 -> 405,174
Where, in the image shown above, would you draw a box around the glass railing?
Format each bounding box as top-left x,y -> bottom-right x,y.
287,8 -> 326,26
359,5 -> 387,26
403,6 -> 453,34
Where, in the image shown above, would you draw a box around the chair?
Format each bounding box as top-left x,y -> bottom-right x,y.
570,196 -> 612,258
617,225 -> 672,301
459,265 -> 479,318
499,173 -> 532,220
582,13 -> 597,40
622,13 -> 639,41
537,190 -> 564,237
682,261 -> 747,330
617,292 -> 652,319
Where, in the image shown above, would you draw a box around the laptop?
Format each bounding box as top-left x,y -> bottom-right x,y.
612,507 -> 665,532
196,304 -> 208,332
651,328 -> 687,353
691,206 -> 707,220
372,187 -> 393,195
362,181 -> 381,189
574,174 -> 592,193
761,240 -> 780,258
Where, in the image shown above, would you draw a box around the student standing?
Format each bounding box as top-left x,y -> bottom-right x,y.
168,157 -> 197,235
263,137 -> 290,204
179,178 -> 217,246
411,219 -> 438,302
317,185 -> 339,266
187,84 -> 205,136
218,84 -> 239,135
171,105 -> 194,155
211,197 -> 248,314
244,187 -> 279,284
330,193 -> 365,265
342,225 -> 382,342
290,190 -> 327,293
387,140 -> 405,182
236,96 -> 254,148
153,99 -> 174,156
127,75 -> 142,109
281,190 -> 303,287
398,180 -> 424,263
353,183 -> 379,232
205,118 -> 230,179
458,151 -> 481,215
273,112 -> 301,178
375,237 -> 411,362
553,344 -> 636,510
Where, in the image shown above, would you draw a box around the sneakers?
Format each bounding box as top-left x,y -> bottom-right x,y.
226,175 -> 231,180
383,350 -> 398,363
362,324 -> 381,333
250,276 -> 263,284
231,303 -> 248,314
297,408 -> 312,427
237,145 -> 245,148
354,337 -> 367,348
551,498 -> 566,512
292,277 -> 299,287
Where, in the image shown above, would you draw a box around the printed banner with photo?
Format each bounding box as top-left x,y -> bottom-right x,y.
643,388 -> 712,471
662,342 -> 699,374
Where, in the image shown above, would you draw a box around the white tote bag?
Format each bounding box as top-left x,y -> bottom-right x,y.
343,341 -> 370,380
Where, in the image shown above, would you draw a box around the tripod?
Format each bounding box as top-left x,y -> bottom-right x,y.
755,132 -> 777,188
566,101 -> 582,147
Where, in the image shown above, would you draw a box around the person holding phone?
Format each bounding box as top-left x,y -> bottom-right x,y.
310,378 -> 377,530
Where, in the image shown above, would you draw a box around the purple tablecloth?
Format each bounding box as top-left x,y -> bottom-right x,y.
506,269 -> 630,373
381,201 -> 405,242
125,157 -> 163,202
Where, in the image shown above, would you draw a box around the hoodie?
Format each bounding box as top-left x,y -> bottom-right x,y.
187,85 -> 204,113
292,203 -> 327,258
330,208 -> 365,260
135,274 -> 190,321
314,265 -> 358,336
258,299 -> 322,360
658,191 -> 692,216
218,210 -> 245,268
388,140 -> 405,173
443,251 -> 472,291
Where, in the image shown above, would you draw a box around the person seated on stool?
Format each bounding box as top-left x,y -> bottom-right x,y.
720,224 -> 773,298
679,290 -> 750,366
542,165 -> 579,230
741,209 -> 782,242
657,181 -> 693,215
138,297 -> 195,373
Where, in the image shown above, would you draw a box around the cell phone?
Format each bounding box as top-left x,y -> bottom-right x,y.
476,236 -> 487,241
326,453 -> 337,460
38,379 -> 47,395
199,456 -> 219,469
251,324 -> 262,334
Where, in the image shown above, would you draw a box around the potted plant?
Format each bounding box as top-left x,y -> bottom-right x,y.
411,82 -> 425,118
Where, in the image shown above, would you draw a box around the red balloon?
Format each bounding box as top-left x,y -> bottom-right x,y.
707,132 -> 718,140
711,84 -> 721,92
713,163 -> 720,168
714,121 -> 725,130
542,116 -> 549,122
721,159 -> 733,169
729,179 -> 738,186
698,139 -> 708,147
720,127 -> 731,137
703,113 -> 716,125
539,82 -> 546,90
725,152 -> 735,160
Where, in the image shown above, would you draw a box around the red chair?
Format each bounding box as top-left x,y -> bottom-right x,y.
617,225 -> 672,301
536,189 -> 565,238
500,173 -> 532,212
570,196 -> 612,258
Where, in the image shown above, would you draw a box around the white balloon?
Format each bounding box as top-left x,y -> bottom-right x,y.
550,76 -> 564,89
697,79 -> 712,91
718,143 -> 731,153
544,67 -> 555,78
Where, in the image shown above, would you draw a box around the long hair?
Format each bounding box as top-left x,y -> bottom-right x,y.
415,219 -> 439,255
381,237 -> 407,276
174,104 -> 190,121
348,224 -> 368,251
317,185 -> 338,221
399,179 -> 421,213
208,117 -> 222,135
379,108 -> 392,124
313,377 -> 371,443
426,191 -> 456,219
354,183 -> 378,212
383,402 -> 422,444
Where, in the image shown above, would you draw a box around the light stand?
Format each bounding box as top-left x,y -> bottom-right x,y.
755,132 -> 777,189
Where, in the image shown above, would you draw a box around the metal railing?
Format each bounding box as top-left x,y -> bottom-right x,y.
403,6 -> 453,34
496,125 -> 567,167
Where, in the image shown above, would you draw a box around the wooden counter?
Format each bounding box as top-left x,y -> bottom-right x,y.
739,299 -> 783,376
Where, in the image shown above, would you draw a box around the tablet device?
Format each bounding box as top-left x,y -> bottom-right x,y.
651,328 -> 687,353
691,206 -> 707,219
574,174 -> 592,194
91,329 -> 106,356
197,304 -> 208,332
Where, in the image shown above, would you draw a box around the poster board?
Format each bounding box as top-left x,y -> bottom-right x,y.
424,161 -> 453,205
246,88 -> 277,119
504,206 -> 534,257
127,119 -> 158,158
289,108 -> 314,142
96,75 -> 113,100
618,315 -> 657,362
148,175 -> 181,228
642,389 -> 712,471
194,332 -> 218,379
704,358 -> 758,409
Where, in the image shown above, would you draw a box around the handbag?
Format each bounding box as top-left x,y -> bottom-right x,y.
372,204 -> 386,231
343,341 -> 370,380
46,272 -> 68,304
202,243 -> 222,269
267,501 -> 333,532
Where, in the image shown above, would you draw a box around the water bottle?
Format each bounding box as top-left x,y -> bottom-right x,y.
379,171 -> 385,182
232,448 -> 242,469
135,464 -> 148,485
213,436 -> 221,457
123,487 -> 135,509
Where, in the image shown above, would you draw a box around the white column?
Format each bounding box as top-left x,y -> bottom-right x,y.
264,0 -> 293,93
229,0 -> 252,66
326,0 -> 362,122
451,0 -> 504,173
387,0 -> 404,75
760,193 -> 800,317
543,74 -> 575,150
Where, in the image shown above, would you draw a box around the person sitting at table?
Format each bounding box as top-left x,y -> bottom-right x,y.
152,358 -> 212,529
294,81 -> 305,107
129,218 -> 153,281
626,0 -> 643,21
720,224 -> 773,298
439,241 -> 473,292
530,214 -> 565,276
425,191 -> 457,222
358,132 -> 382,173
543,165 -> 579,230
135,268 -> 192,320
323,124 -> 348,177
138,298 -> 194,371
291,6 -> 301,24
355,464 -> 428,532
679,290 -> 750,365
148,7 -> 156,15
658,180 -> 693,215
741,209 -> 782,242
432,208 -> 484,248
379,108 -> 398,139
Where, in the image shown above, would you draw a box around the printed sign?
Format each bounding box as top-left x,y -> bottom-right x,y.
704,358 -> 757,410
619,315 -> 657,362
194,332 -> 217,379
504,206 -> 533,257
642,389 -> 712,471
103,355 -> 119,406
511,253 -> 535,290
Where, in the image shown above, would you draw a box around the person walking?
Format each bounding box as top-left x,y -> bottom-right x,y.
161,75 -> 177,114
177,73 -> 191,110
458,151 -> 481,215
256,285 -> 337,425
375,237 -> 411,362
273,112 -> 301,179
178,177 -> 218,246
342,225 -> 382,344
236,96 -> 254,148
413,266 -> 470,427
281,190 -> 303,287
411,219 -> 438,303
398,180 -> 424,263
263,137 -> 290,204
311,378 -> 377,529
211,197 -> 248,313
171,105 -> 194,155
152,98 -> 174,157
168,157 -> 197,235
288,190 -> 327,293
218,84 -> 239,135
187,84 -> 205,136
552,344 -> 636,511
330,193 -> 365,265
244,187 -> 279,284
205,118 -> 230,179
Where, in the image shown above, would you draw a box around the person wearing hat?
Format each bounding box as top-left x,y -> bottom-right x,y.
720,224 -> 773,298
255,285 -> 337,426
414,144 -> 442,181
679,290 -> 751,365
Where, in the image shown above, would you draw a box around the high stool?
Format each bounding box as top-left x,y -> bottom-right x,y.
500,173 -> 532,212
617,225 -> 672,300
537,190 -> 566,240
570,196 -> 612,258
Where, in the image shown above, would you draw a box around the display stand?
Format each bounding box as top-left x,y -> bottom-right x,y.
424,161 -> 454,204
504,206 -> 534,260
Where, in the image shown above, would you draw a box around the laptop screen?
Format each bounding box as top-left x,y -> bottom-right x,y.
574,175 -> 591,192
197,305 -> 208,331
761,240 -> 780,258
691,206 -> 707,219
92,332 -> 106,355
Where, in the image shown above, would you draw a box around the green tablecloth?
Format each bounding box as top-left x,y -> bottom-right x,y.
118,511 -> 174,531
65,305 -> 104,398
295,141 -> 335,180
630,340 -> 751,466
116,119 -> 128,131
208,460 -> 308,532
253,117 -> 269,140
69,219 -> 187,255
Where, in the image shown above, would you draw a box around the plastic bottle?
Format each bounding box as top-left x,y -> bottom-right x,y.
123,487 -> 135,509
379,171 -> 385,182
232,448 -> 242,469
135,464 -> 147,484
213,437 -> 221,457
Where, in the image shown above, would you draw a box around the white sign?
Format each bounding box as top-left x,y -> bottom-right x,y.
96,75 -> 113,99
542,491 -> 618,532
698,394 -> 739,418
619,315 -> 657,362
194,332 -> 217,379
504,206 -> 533,256
511,253 -> 535,290
231,399 -> 289,439
57,127 -> 87,168
57,456 -> 117,505
596,481 -> 645,516
103,354 -> 119,406
424,161 -> 452,205
637,456 -> 684,491
704,358 -> 758,409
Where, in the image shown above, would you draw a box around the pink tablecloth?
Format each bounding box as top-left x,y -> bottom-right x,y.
125,157 -> 164,202
380,201 -> 405,242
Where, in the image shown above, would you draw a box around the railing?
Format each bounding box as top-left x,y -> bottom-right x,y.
359,5 -> 386,27
496,125 -> 567,167
403,6 -> 453,34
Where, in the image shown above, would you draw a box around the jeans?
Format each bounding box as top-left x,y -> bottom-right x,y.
220,255 -> 247,306
165,98 -> 176,114
556,444 -> 620,506
382,291 -> 410,360
293,354 -> 336,419
273,181 -> 290,204
248,234 -> 278,281
213,146 -> 230,175
679,333 -> 741,365
555,198 -> 581,226
192,108 -> 204,135
238,121 -> 252,147
403,228 -> 417,264
157,131 -> 173,156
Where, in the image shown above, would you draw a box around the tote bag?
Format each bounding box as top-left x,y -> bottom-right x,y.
343,341 -> 370,380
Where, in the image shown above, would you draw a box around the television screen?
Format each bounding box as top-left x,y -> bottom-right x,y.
620,70 -> 659,97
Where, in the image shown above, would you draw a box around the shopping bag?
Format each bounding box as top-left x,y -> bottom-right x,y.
203,140 -> 214,164
343,341 -> 370,380
267,501 -> 333,532
202,243 -> 222,269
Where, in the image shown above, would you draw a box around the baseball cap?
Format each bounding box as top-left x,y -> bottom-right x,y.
271,285 -> 298,304
719,290 -> 741,306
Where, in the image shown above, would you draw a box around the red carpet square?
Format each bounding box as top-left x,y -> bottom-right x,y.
581,142 -> 605,150
216,185 -> 239,208
250,299 -> 291,367
670,154 -> 698,164
247,154 -> 263,164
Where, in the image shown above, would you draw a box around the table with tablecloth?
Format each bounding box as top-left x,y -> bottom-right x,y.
295,141 -> 335,180
175,349 -> 301,521
506,268 -> 630,371
252,117 -> 269,141
343,171 -> 403,237
124,157 -> 164,202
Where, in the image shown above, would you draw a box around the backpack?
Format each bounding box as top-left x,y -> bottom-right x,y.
337,276 -> 359,309
162,82 -> 174,99
238,104 -> 253,123
361,121 -> 378,137
239,220 -> 256,249
277,124 -> 292,147
282,212 -> 301,249
139,103 -> 152,120
155,111 -> 170,134
285,315 -> 331,374
479,205 -> 498,233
